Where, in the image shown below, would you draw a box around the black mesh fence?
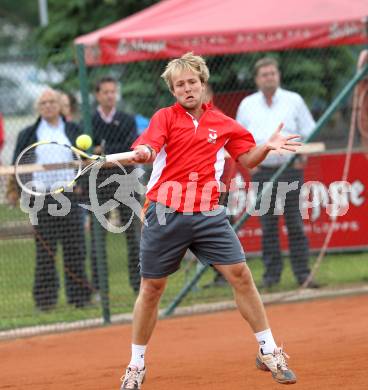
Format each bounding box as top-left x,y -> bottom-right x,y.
0,45 -> 367,336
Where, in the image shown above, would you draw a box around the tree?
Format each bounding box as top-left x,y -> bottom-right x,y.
0,1 -> 38,27
207,47 -> 356,110
119,47 -> 356,118
32,0 -> 160,92
31,0 -> 356,121
0,1 -> 38,55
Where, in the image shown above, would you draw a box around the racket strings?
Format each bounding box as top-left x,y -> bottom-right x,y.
16,143 -> 81,195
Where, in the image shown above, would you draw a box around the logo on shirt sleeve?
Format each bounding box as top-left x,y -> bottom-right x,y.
207,128 -> 218,144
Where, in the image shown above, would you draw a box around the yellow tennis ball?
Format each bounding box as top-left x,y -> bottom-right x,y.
76,134 -> 92,150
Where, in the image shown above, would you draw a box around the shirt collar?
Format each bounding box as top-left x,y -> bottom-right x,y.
40,117 -> 63,129
173,102 -> 211,114
260,87 -> 282,106
98,106 -> 116,123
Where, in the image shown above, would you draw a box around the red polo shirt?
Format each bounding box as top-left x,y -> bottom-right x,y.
132,102 -> 255,212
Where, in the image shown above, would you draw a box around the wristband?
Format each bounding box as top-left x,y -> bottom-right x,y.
143,144 -> 154,160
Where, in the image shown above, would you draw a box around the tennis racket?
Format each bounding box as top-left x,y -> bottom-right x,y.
14,140 -> 136,196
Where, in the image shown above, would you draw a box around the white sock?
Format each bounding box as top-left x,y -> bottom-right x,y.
129,344 -> 146,369
255,328 -> 277,354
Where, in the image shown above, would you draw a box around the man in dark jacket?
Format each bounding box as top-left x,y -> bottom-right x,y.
8,89 -> 91,311
90,77 -> 141,293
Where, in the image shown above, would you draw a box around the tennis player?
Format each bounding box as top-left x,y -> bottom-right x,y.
121,52 -> 299,389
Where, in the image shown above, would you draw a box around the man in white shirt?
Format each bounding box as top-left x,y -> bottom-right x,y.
236,57 -> 318,289
9,89 -> 91,310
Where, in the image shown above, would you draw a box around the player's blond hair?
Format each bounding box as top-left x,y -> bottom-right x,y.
161,52 -> 210,92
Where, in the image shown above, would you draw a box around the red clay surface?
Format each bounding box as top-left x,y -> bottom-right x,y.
1,294 -> 368,390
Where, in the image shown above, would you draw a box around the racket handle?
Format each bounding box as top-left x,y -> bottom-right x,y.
105,151 -> 136,163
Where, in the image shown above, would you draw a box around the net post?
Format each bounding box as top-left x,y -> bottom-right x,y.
76,44 -> 93,138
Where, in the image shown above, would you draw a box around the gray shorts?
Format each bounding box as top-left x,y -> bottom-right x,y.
140,202 -> 246,279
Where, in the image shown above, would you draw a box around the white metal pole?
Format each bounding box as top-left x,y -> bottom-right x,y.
38,0 -> 49,27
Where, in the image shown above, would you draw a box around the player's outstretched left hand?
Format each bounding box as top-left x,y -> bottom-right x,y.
267,123 -> 302,154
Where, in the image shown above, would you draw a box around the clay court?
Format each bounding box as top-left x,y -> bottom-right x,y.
1,294 -> 367,390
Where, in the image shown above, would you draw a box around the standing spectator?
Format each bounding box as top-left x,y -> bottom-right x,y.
60,92 -> 79,122
236,57 -> 318,289
59,91 -> 90,221
8,89 -> 91,311
90,77 -> 141,293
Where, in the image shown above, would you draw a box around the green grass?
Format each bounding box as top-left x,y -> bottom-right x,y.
0,204 -> 28,223
172,251 -> 368,307
0,233 -> 367,331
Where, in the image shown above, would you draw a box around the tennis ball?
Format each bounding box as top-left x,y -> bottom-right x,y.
76,134 -> 92,150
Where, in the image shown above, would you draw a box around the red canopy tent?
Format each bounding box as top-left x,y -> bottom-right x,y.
75,0 -> 368,66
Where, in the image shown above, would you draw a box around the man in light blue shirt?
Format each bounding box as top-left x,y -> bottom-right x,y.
236,57 -> 318,289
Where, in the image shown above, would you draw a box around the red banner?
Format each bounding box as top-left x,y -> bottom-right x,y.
230,152 -> 368,254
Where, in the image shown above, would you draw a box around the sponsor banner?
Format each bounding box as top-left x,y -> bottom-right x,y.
230,152 -> 368,253
82,20 -> 368,65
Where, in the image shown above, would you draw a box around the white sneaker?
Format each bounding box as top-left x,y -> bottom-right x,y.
256,347 -> 297,384
120,366 -> 146,389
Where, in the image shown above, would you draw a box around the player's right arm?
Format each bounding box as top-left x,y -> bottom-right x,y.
131,109 -> 169,163
133,144 -> 157,163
